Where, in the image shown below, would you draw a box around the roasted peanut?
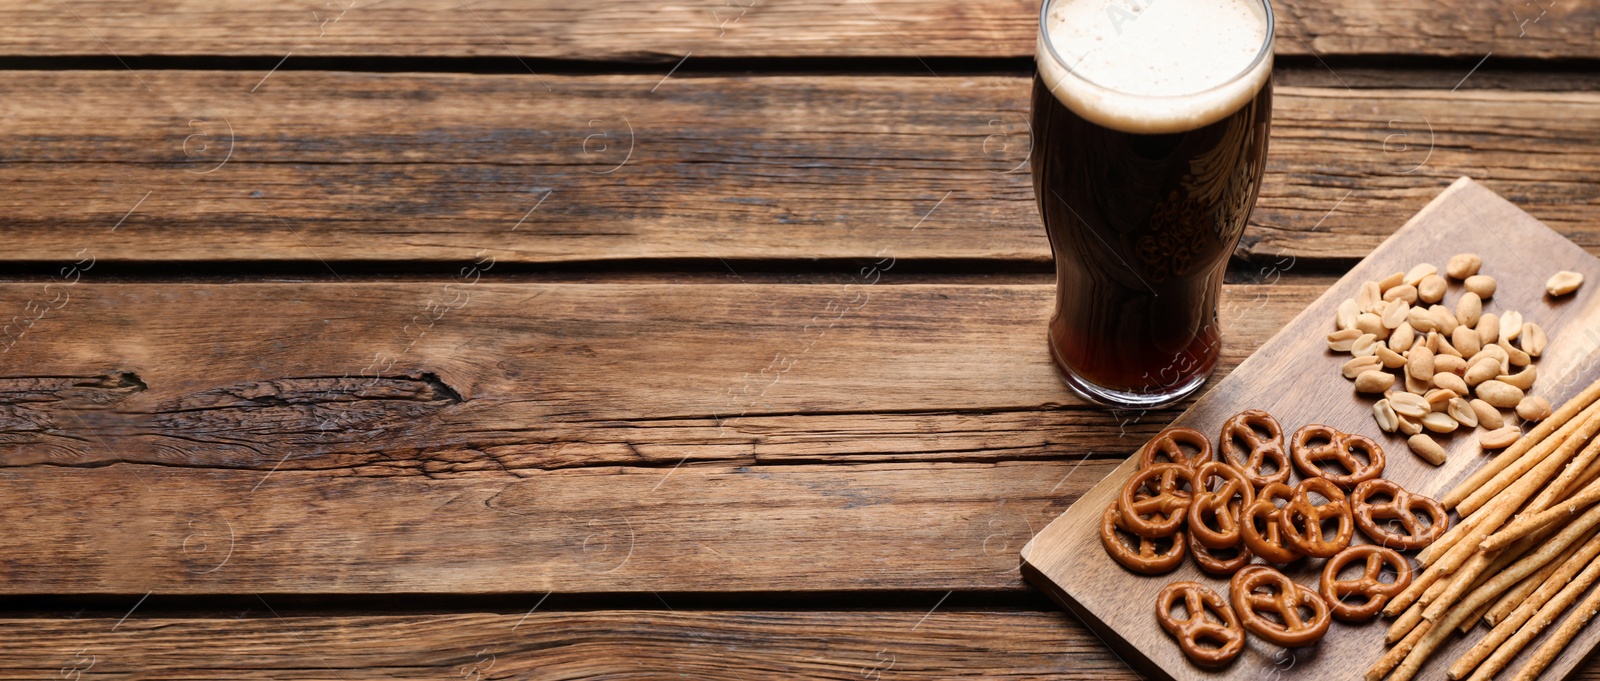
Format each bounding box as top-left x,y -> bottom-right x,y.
1478,380 -> 1525,408
1405,371 -> 1430,395
1398,413 -> 1424,436
1433,371 -> 1469,396
1498,365 -> 1536,391
1446,253 -> 1482,280
1381,299 -> 1409,329
1401,412 -> 1427,434
1384,283 -> 1419,306
1517,396 -> 1553,421
1356,312 -> 1387,338
1477,312 -> 1500,345
1328,329 -> 1361,352
1478,343 -> 1512,375
1389,392 -> 1430,419
1456,292 -> 1482,328
1356,370 -> 1396,393
1424,388 -> 1456,411
1547,271 -> 1583,297
1471,399 -> 1505,430
1378,271 -> 1406,293
1374,399 -> 1400,433
1499,338 -> 1531,368
1407,345 -> 1435,382
1358,280 -> 1381,309
1336,298 -> 1360,330
1389,322 -> 1416,352
1433,354 -> 1466,375
1433,305 -> 1460,335
1465,274 -> 1497,299
1464,356 -> 1502,386
1452,325 -> 1481,357
1522,322 -> 1547,357
1407,306 -> 1437,333
1480,426 -> 1520,449
1418,274 -> 1448,304
1377,345 -> 1408,369
1448,397 -> 1479,428
1422,411 -> 1460,434
1432,330 -> 1463,358
1352,334 -> 1382,357
1409,433 -> 1447,465
1343,355 -> 1382,379
1501,311 -> 1523,340
1405,263 -> 1438,287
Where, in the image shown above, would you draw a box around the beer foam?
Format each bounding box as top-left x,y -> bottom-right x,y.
1037,0 -> 1272,134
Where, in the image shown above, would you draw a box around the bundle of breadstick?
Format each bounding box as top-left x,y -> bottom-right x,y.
1367,376 -> 1600,680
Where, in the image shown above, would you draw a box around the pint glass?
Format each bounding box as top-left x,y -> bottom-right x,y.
1031,0 -> 1274,408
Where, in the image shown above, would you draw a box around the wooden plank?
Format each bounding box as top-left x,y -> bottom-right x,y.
1025,179 -> 1600,679
4,72 -> 1598,264
3,610 -> 1130,680
8,610 -> 1600,679
0,279 -> 1318,594
0,462 -> 1101,593
0,281 -> 1311,473
0,0 -> 1590,60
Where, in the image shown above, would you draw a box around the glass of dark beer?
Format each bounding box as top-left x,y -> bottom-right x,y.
1031,0 -> 1274,408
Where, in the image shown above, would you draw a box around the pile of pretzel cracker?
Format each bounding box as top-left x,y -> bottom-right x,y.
1102,409 -> 1445,669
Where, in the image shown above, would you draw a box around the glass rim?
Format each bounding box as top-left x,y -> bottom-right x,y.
1037,0 -> 1276,101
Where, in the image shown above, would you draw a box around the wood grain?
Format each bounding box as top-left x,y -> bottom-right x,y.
0,461 -> 1100,594
0,0 -> 1591,60
4,72 -> 1600,265
0,610 -> 1130,680
0,280 -> 1311,475
1023,179 -> 1600,680
10,610 -> 1600,680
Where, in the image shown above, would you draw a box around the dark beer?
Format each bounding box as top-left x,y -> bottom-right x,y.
1031,0 -> 1274,408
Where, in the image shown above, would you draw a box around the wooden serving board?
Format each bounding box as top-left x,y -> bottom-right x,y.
1022,177 -> 1600,681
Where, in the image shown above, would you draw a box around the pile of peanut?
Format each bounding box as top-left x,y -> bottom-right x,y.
1326,254 -> 1585,464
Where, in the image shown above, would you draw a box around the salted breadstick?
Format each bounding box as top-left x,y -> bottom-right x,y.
1425,552 -> 1496,622
1450,531 -> 1600,679
1485,536 -> 1584,627
1445,377 -> 1600,509
1392,503 -> 1600,681
1456,502 -> 1600,625
1442,415 -> 1600,580
1436,523 -> 1561,625
1471,553 -> 1600,681
1483,475 -> 1600,553
1526,435 -> 1600,516
1455,548 -> 1526,632
1562,454 -> 1600,501
1368,621 -> 1431,681
1398,413 -> 1599,620
1420,511 -> 1484,568
1458,401 -> 1600,516
1387,563 -> 1449,618
1477,525 -> 1568,626
1391,591 -> 1493,681
1390,598 -> 1430,644
1396,566 -> 1480,640
1510,570 -> 1600,681
1398,529 -> 1509,619
1461,599 -> 1495,634
1427,524 -> 1487,582
1427,490 -> 1558,610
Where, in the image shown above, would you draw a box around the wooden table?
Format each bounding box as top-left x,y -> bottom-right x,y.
1,1 -> 1596,678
